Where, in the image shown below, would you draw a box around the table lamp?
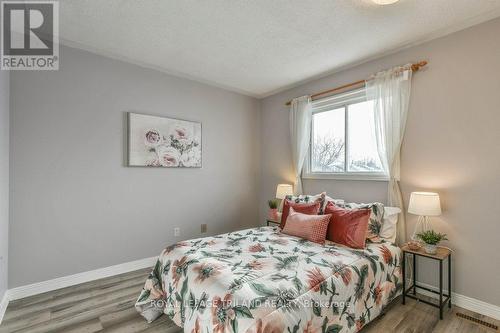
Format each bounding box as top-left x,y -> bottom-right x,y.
276,184 -> 293,200
408,192 -> 442,240
275,184 -> 293,213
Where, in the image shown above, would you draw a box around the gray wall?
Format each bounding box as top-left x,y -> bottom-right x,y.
0,70 -> 9,298
260,17 -> 500,306
7,17 -> 500,308
9,45 -> 260,287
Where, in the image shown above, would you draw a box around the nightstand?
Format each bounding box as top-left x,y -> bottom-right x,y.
401,245 -> 452,319
266,219 -> 280,227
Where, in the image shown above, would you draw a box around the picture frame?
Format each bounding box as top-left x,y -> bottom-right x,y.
127,112 -> 202,168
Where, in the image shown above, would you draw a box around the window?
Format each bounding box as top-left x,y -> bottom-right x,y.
305,89 -> 387,180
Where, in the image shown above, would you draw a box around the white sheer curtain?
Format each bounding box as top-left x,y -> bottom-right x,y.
366,64 -> 412,244
289,95 -> 312,195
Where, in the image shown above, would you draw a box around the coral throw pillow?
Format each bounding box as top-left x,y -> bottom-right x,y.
324,202 -> 370,249
282,208 -> 331,244
280,200 -> 320,229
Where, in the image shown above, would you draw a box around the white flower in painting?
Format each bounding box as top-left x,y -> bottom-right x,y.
146,151 -> 160,167
157,146 -> 181,167
180,148 -> 201,167
144,129 -> 162,147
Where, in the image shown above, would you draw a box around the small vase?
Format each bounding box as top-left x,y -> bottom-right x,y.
268,208 -> 279,221
424,243 -> 437,254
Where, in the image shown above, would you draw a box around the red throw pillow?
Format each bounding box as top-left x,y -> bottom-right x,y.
280,200 -> 320,229
282,207 -> 331,244
324,202 -> 370,249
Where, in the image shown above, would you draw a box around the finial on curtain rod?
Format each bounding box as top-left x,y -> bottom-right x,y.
285,60 -> 428,106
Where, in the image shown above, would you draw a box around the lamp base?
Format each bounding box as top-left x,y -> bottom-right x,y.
411,216 -> 430,241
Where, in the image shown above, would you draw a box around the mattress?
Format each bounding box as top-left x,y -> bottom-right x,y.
135,227 -> 402,333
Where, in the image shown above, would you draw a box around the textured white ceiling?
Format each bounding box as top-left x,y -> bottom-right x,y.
59,0 -> 500,97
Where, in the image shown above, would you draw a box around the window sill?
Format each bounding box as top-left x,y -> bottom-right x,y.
302,173 -> 389,181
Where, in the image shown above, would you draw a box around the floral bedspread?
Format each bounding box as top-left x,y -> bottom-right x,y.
135,227 -> 402,333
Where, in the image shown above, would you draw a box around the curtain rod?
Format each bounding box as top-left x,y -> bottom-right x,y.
285,60 -> 428,106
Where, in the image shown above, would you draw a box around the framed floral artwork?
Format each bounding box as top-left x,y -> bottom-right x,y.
128,112 -> 202,167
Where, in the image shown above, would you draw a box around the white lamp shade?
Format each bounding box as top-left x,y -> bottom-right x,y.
408,192 -> 442,216
276,184 -> 293,199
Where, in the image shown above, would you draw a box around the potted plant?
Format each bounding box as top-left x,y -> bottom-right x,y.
268,199 -> 279,221
416,230 -> 448,254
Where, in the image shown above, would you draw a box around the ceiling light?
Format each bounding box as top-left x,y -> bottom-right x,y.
371,0 -> 400,5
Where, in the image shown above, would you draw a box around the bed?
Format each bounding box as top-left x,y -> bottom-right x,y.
135,226 -> 403,333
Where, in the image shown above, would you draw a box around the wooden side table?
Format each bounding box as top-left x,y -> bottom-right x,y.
401,245 -> 452,319
266,219 -> 280,227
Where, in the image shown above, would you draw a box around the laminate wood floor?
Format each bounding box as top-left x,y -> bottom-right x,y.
1,268 -> 497,333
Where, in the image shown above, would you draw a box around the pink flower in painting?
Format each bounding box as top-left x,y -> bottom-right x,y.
144,129 -> 162,147
172,125 -> 193,145
175,127 -> 188,139
157,146 -> 181,167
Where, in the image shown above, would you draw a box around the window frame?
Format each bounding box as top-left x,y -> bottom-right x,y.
303,88 -> 389,181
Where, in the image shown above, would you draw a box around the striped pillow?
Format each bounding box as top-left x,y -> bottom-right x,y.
284,193 -> 345,214
281,207 -> 331,244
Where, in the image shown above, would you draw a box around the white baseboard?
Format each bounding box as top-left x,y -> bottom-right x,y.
7,256 -> 157,301
0,256 -> 157,325
413,281 -> 500,320
0,291 -> 8,325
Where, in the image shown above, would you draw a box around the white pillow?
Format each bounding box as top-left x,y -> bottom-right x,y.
379,206 -> 401,243
325,195 -> 345,205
